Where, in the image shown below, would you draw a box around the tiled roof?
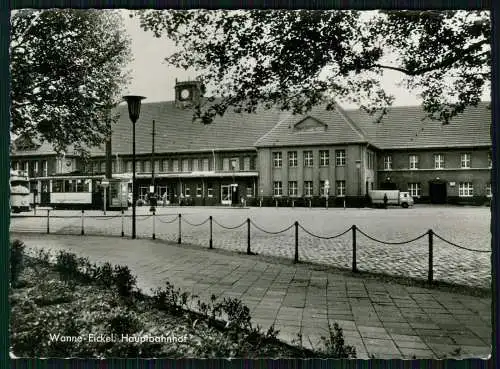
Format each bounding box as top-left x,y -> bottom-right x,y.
254,104 -> 368,148
91,101 -> 285,156
345,102 -> 491,150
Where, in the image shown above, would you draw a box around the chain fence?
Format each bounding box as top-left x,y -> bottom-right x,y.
9,210 -> 491,286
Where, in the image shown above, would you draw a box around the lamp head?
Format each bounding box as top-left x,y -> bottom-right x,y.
123,95 -> 146,123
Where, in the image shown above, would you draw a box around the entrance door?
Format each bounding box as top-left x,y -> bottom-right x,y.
157,186 -> 168,204
231,184 -> 239,205
429,180 -> 447,204
221,185 -> 231,205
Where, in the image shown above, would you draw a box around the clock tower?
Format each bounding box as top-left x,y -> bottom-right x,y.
174,79 -> 203,109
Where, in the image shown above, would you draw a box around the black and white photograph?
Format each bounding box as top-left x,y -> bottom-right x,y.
9,8 -> 492,359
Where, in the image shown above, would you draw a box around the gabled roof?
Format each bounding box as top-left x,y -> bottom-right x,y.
91,101 -> 285,156
254,104 -> 368,148
346,102 -> 491,150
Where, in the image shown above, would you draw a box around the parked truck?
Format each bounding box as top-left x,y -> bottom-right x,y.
368,190 -> 414,208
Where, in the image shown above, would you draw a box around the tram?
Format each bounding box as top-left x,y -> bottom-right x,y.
32,174 -> 129,210
10,170 -> 31,213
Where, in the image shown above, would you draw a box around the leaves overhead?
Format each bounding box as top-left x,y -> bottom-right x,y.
10,9 -> 132,154
135,9 -> 490,124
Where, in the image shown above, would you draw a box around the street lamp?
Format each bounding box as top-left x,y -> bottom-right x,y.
123,95 -> 146,239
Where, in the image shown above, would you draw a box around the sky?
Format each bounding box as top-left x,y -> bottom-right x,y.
121,10 -> 483,108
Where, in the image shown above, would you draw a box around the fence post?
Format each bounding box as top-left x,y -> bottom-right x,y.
178,214 -> 182,244
247,218 -> 251,255
81,209 -> 84,236
209,216 -> 213,249
152,208 -> 156,240
294,221 -> 299,263
47,209 -> 50,234
121,209 -> 124,237
352,225 -> 357,272
428,229 -> 434,284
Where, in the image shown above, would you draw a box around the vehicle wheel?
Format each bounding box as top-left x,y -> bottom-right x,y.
402,203 -> 409,208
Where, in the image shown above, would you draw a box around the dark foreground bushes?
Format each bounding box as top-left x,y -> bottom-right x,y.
9,239 -> 357,358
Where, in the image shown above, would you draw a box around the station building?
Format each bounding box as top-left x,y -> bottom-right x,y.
10,80 -> 492,206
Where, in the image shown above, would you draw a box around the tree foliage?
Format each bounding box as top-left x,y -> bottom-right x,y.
10,9 -> 132,154
135,9 -> 490,124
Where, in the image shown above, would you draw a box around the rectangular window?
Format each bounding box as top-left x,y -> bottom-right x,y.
246,185 -> 253,197
100,162 -> 106,173
196,184 -> 202,197
336,180 -> 346,197
273,152 -> 283,168
34,161 -> 39,176
384,155 -> 392,170
173,160 -> 179,172
288,181 -> 298,196
304,181 -> 313,196
112,161 -> 116,173
154,160 -> 160,173
434,154 -> 445,169
409,155 -> 419,169
183,184 -> 191,197
42,160 -> 48,176
486,183 -> 492,198
136,161 -> 143,173
335,150 -> 346,166
319,180 -> 326,196
52,180 -> 64,193
288,151 -> 297,167
304,151 -> 313,167
461,153 -> 471,168
231,158 -> 239,171
319,150 -> 329,166
207,184 -> 213,197
11,161 -> 17,171
250,157 -> 256,170
182,159 -> 189,172
223,158 -> 229,171
203,158 -> 209,171
459,182 -> 474,197
244,157 -> 250,171
143,161 -> 151,173
126,161 -> 132,172
161,159 -> 168,172
367,152 -> 374,169
488,152 -> 492,169
408,183 -> 421,197
273,181 -> 283,196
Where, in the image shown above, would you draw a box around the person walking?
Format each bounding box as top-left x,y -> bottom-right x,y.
383,193 -> 388,209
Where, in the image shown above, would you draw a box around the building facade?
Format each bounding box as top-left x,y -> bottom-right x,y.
10,81 -> 492,207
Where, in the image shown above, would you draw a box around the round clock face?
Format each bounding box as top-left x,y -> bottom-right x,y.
65,160 -> 72,167
181,89 -> 190,99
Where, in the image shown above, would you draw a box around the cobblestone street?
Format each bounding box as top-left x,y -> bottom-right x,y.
10,205 -> 491,288
10,232 -> 491,359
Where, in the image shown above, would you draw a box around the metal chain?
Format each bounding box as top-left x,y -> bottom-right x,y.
250,220 -> 294,234
356,228 -> 428,245
182,217 -> 210,227
213,219 -> 247,230
156,216 -> 178,224
298,224 -> 351,240
433,232 -> 491,253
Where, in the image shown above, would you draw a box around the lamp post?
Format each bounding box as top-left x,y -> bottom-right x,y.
355,160 -> 361,207
150,119 -> 156,212
324,180 -> 330,209
123,95 -> 146,239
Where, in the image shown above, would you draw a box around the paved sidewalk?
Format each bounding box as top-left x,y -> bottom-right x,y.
11,232 -> 491,359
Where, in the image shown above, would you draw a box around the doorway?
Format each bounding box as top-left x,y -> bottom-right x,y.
429,180 -> 447,204
221,185 -> 231,205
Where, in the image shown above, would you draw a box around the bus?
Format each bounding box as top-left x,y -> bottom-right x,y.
32,174 -> 129,210
10,170 -> 31,213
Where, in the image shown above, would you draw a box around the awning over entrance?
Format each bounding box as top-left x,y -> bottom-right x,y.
113,171 -> 259,180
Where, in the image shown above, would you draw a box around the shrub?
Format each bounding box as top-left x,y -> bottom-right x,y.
55,250 -> 80,282
10,240 -> 25,286
113,265 -> 137,298
106,306 -> 142,335
92,262 -> 114,287
319,323 -> 356,358
151,281 -> 190,316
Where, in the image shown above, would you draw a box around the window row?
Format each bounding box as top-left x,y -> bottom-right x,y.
273,150 -> 346,168
92,157 -> 256,174
175,184 -> 254,198
383,153 -> 491,170
11,160 -> 48,176
407,182 -> 491,198
273,180 -> 346,197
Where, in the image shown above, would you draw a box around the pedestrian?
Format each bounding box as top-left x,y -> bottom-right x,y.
383,193 -> 388,209
162,192 -> 167,207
